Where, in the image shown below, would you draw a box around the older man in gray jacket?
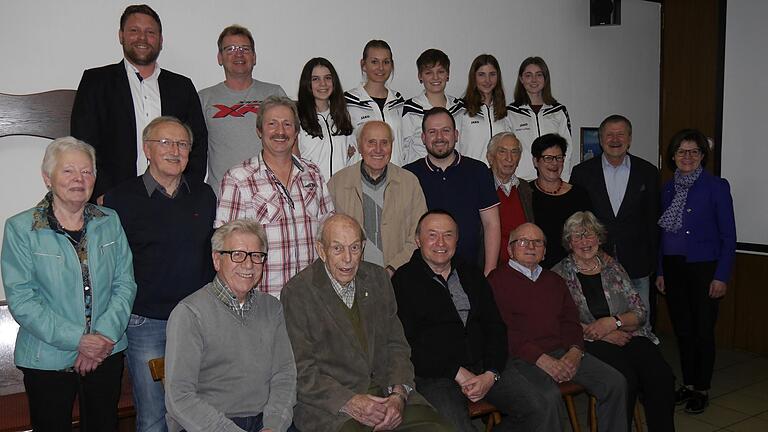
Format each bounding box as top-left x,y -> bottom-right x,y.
282,214 -> 450,432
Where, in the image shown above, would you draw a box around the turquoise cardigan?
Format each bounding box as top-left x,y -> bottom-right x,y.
2,200 -> 136,370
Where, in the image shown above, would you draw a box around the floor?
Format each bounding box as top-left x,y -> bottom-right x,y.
473,333 -> 768,431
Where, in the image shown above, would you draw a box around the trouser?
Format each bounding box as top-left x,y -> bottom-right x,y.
415,359 -> 547,432
510,350 -> 628,432
586,337 -> 675,432
663,256 -> 719,391
181,413 -> 300,432
337,404 -> 453,432
126,314 -> 168,432
20,351 -> 124,432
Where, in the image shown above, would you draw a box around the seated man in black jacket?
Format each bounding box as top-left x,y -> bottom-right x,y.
392,209 -> 546,431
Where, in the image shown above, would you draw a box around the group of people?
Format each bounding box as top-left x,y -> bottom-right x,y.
0,3 -> 737,432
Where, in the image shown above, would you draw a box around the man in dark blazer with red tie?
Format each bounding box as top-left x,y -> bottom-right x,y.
71,4 -> 207,203
570,114 -> 659,316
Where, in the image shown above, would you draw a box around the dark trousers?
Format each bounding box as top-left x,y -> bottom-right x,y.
586,337 -> 675,432
415,360 -> 547,432
663,256 -> 719,391
20,352 -> 124,432
182,413 -> 299,432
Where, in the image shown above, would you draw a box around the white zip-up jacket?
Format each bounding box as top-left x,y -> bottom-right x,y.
401,91 -> 464,164
506,102 -> 573,181
344,85 -> 405,166
298,110 -> 354,183
457,103 -> 512,165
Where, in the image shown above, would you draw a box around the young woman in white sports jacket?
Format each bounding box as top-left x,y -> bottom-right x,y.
507,56 -> 574,181
296,57 -> 355,183
401,48 -> 464,165
344,40 -> 406,166
457,54 -> 512,165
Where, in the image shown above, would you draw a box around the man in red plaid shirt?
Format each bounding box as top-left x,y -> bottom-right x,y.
215,95 -> 334,298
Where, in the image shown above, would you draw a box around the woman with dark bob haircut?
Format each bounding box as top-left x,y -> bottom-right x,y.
457,54 -> 512,163
507,57 -> 574,181
553,211 -> 675,431
528,133 -> 591,268
297,57 -> 354,182
656,128 -> 736,414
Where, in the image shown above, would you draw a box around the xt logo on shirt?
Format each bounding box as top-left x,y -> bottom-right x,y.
212,101 -> 263,118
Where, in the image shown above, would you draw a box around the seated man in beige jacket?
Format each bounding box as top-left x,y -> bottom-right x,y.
327,121 -> 427,276
282,214 -> 451,432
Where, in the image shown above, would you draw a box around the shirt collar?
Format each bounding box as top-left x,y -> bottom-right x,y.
508,259 -> 543,281
324,265 -> 356,304
32,192 -> 106,231
360,162 -> 388,186
425,150 -> 461,172
601,153 -> 631,171
211,275 -> 256,313
124,58 -> 161,82
142,169 -> 190,198
494,173 -> 519,195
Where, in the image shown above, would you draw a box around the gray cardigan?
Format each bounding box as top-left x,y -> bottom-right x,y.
164,283 -> 296,432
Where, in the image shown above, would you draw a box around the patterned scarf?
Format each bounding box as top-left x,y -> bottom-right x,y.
658,166 -> 703,233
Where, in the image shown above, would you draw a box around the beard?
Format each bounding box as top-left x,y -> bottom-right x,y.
426,140 -> 455,159
123,43 -> 161,67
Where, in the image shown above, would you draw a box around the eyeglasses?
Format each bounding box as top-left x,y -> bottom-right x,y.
145,139 -> 192,152
570,231 -> 597,241
222,45 -> 253,55
511,238 -> 546,248
218,250 -> 268,264
675,148 -> 702,157
539,155 -> 565,163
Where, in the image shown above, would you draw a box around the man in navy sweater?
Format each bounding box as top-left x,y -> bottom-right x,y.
103,116 -> 217,432
392,210 -> 545,431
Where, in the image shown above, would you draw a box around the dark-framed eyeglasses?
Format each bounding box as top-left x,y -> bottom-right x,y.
675,148 -> 702,157
570,231 -> 597,241
539,155 -> 565,163
221,45 -> 253,55
218,250 -> 268,264
511,238 -> 546,248
145,139 -> 192,152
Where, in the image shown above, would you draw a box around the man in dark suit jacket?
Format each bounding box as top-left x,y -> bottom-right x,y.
71,4 -> 207,202
282,214 -> 450,432
570,114 -> 659,314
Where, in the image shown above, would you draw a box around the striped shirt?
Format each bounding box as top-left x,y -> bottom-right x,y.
209,275 -> 256,320
216,153 -> 334,298
325,266 -> 356,308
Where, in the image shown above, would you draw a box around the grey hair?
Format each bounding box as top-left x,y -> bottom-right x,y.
256,95 -> 300,133
41,136 -> 97,177
211,219 -> 268,253
142,116 -> 194,145
315,213 -> 367,244
486,131 -> 519,155
355,120 -> 393,146
561,211 -> 608,251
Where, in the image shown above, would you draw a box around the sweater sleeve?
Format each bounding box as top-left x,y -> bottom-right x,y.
164,303 -> 243,432
262,306 -> 297,432
557,277 -> 584,350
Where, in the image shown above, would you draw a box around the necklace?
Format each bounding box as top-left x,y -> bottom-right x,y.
536,179 -> 564,195
575,256 -> 601,273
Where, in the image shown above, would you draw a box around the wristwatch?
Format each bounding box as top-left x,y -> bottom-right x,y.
488,369 -> 501,382
613,315 -> 623,329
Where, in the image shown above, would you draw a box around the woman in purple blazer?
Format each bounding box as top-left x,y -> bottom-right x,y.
655,129 -> 736,414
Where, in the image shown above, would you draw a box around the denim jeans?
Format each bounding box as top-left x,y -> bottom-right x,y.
126,314 -> 169,432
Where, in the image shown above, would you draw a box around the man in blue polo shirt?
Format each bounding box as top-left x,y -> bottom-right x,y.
405,107 -> 501,275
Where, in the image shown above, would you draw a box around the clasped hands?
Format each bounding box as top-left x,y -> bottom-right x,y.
455,367 -> 496,402
536,348 -> 582,383
74,333 -> 114,376
342,387 -> 406,431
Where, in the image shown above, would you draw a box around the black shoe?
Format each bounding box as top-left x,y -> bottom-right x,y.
685,392 -> 709,414
674,386 -> 695,405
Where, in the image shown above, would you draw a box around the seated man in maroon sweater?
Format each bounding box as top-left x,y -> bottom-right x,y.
488,223 -> 628,431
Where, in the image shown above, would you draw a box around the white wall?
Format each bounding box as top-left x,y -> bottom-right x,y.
721,0 -> 768,250
0,0 -> 661,299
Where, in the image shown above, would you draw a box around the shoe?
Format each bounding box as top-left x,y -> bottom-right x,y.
674,386 -> 695,405
685,392 -> 709,414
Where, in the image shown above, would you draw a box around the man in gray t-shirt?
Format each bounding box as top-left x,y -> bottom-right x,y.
198,25 -> 286,196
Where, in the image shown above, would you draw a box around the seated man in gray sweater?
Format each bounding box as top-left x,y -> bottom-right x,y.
165,219 -> 297,432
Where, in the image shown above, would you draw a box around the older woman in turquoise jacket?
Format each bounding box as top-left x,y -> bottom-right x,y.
1,137 -> 136,431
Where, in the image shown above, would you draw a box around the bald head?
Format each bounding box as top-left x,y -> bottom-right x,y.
316,214 -> 366,286
508,223 -> 547,270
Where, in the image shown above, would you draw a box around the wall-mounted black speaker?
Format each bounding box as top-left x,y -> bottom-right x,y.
591,0 -> 621,26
